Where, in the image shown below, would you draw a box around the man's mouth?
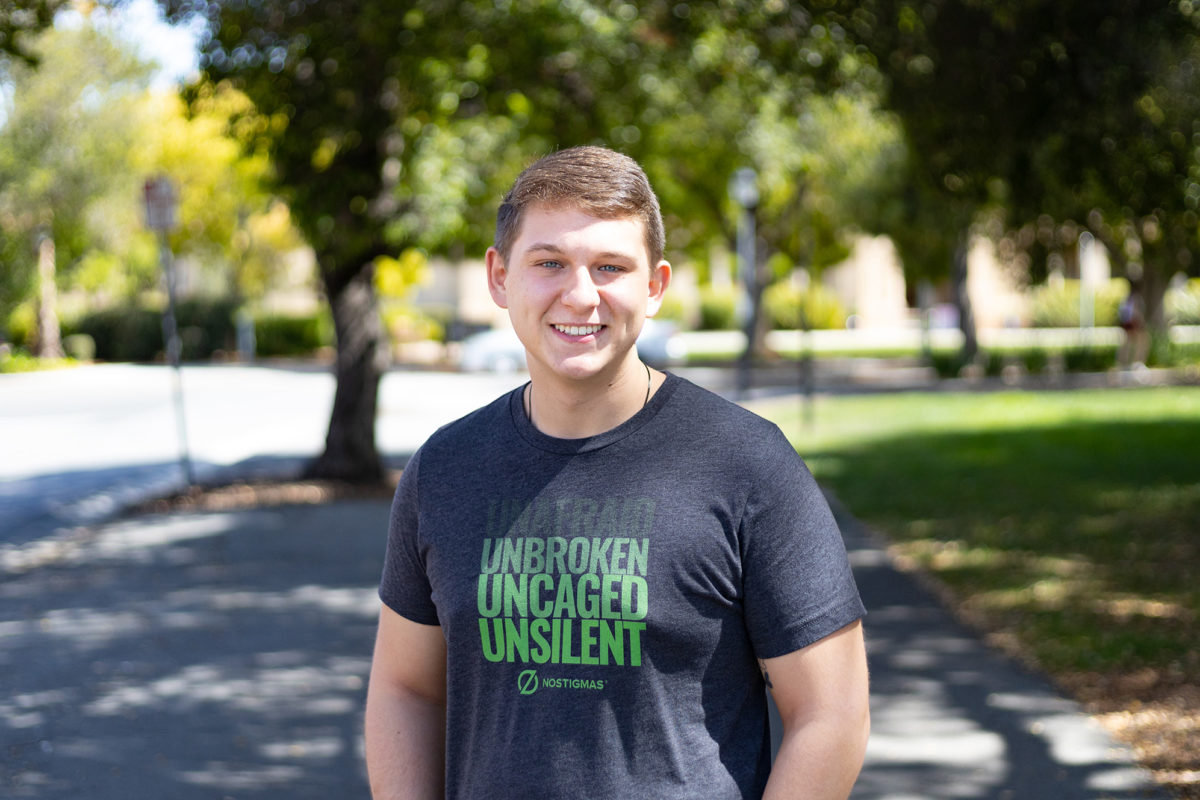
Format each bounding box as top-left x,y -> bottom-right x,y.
552,324 -> 604,336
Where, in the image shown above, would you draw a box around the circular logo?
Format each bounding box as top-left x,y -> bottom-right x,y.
517,669 -> 539,695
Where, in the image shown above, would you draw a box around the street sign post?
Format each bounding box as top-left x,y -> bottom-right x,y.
143,175 -> 194,487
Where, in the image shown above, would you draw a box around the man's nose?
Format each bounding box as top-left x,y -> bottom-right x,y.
560,266 -> 600,309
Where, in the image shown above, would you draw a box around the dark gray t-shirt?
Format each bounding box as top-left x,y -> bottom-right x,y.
380,373 -> 864,799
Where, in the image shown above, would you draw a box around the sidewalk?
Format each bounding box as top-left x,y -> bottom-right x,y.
0,494 -> 1166,798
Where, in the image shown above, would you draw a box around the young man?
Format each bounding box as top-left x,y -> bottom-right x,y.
365,146 -> 869,799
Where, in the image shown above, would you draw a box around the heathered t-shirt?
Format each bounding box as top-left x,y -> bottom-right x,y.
379,372 -> 864,799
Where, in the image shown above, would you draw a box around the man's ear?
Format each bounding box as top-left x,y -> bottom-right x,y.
485,247 -> 509,310
645,260 -> 672,318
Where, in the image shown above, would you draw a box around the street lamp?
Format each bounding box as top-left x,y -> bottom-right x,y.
728,167 -> 759,398
144,175 -> 194,487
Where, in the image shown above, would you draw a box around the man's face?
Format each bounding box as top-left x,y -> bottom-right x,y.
486,204 -> 670,387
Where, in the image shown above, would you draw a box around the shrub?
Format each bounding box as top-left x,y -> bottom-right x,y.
1030,278 -> 1127,328
697,285 -> 738,331
929,349 -> 967,378
175,297 -> 239,359
381,305 -> 443,344
1062,345 -> 1118,372
1166,278 -> 1200,325
71,307 -> 164,362
1169,340 -> 1200,366
253,310 -> 333,357
69,297 -> 239,362
654,292 -> 688,325
62,333 -> 95,361
762,282 -> 847,330
3,304 -> 36,348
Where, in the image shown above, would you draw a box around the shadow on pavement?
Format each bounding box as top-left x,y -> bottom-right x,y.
835,497 -> 1166,800
1,502 -> 390,799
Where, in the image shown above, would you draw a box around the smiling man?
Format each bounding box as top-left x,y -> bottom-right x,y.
365,146 -> 869,799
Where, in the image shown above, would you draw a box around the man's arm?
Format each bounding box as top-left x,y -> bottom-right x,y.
365,604 -> 447,800
761,620 -> 870,800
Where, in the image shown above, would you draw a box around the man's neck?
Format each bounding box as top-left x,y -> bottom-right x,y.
525,359 -> 657,439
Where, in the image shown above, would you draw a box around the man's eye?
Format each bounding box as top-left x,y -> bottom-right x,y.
539,260 -> 563,269
598,264 -> 625,273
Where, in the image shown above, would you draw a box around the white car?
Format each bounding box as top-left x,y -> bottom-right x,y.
457,319 -> 686,372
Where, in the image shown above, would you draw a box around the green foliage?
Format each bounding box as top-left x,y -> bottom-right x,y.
1062,345 -> 1119,373
380,305 -> 443,344
3,303 -> 36,348
62,333 -> 95,361
1029,279 -> 1128,328
0,23 -> 150,319
69,307 -> 162,362
69,297 -> 240,362
697,285 -> 738,331
0,0 -> 66,63
818,1 -> 1200,329
373,249 -> 428,300
0,348 -> 75,373
928,345 -> 1117,378
653,292 -> 688,325
762,281 -> 847,330
1170,340 -> 1200,366
1166,278 -> 1200,324
253,311 -> 333,358
0,19 -> 292,329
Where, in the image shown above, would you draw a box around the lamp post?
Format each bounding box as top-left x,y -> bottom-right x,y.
728,167 -> 759,398
143,175 -> 194,487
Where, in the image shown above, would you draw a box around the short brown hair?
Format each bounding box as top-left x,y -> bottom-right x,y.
494,146 -> 665,264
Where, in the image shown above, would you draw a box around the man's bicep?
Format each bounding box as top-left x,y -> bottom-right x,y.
371,603 -> 446,704
759,619 -> 868,726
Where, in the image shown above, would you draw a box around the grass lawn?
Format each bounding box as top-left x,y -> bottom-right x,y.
756,387 -> 1200,796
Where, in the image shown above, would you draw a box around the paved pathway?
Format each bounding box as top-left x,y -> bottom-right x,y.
0,495 -> 1166,799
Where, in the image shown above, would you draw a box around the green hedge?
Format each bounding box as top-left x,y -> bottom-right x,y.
930,345 -> 1120,378
697,286 -> 738,331
762,282 -> 847,330
1166,278 -> 1200,325
254,311 -> 333,357
1030,279 -> 1127,328
68,297 -> 239,362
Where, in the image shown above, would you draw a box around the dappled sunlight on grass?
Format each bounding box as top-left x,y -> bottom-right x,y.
760,386 -> 1200,796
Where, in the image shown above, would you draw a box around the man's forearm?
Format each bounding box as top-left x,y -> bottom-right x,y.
364,682 -> 446,800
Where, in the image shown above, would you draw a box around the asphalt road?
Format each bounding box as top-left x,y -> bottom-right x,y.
0,363 -> 526,545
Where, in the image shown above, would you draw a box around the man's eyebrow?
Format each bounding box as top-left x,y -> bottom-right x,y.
523,243 -> 639,261
525,242 -> 566,254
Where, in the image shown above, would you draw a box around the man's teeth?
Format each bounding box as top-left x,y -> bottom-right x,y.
555,324 -> 602,336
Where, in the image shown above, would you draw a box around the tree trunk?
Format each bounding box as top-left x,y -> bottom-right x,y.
34,234 -> 63,359
304,264 -> 388,482
1139,250 -> 1172,365
951,230 -> 978,365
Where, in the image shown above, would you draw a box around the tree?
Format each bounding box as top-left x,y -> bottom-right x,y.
817,0 -> 1200,353
0,16 -> 296,355
0,22 -> 151,354
157,0 -> 691,481
140,81 -> 297,302
0,0 -> 67,63
158,0 -> 905,479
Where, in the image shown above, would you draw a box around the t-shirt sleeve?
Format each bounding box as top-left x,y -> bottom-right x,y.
740,427 -> 865,660
378,448 -> 441,625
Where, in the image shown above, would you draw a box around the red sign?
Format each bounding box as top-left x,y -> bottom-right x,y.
143,175 -> 178,232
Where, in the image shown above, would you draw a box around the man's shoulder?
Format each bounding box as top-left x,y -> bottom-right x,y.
424,387 -> 517,451
659,375 -> 795,472
665,374 -> 784,438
